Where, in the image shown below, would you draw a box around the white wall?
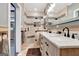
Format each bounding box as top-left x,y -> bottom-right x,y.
47,3 -> 79,27
0,3 -> 8,27
56,3 -> 79,25
15,4 -> 21,53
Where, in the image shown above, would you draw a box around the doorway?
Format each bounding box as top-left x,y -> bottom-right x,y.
10,3 -> 21,56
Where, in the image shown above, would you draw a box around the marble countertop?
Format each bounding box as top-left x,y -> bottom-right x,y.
40,32 -> 79,48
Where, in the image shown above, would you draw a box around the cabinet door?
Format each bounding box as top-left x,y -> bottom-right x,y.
47,42 -> 60,56
44,38 -> 51,56
40,36 -> 48,56
40,37 -> 46,55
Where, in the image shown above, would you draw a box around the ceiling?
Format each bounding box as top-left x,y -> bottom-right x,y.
23,3 -> 72,17
24,3 -> 48,17
47,3 -> 72,17
50,3 -> 72,13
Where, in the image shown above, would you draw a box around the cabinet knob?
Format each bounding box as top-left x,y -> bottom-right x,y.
45,42 -> 48,46
35,39 -> 37,41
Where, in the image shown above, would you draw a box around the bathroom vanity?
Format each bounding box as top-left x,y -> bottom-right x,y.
39,32 -> 79,56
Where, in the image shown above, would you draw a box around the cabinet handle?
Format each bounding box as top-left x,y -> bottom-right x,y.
46,51 -> 49,56
35,39 -> 37,41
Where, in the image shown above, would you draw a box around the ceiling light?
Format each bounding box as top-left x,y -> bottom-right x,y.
34,8 -> 38,11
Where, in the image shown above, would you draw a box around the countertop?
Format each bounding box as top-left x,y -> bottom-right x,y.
40,32 -> 79,48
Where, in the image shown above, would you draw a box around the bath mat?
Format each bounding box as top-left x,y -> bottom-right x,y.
26,48 -> 41,56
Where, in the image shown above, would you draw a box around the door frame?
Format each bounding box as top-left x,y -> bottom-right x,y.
8,3 -> 21,56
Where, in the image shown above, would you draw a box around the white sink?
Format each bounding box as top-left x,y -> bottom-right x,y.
41,32 -> 79,42
47,33 -> 62,37
54,36 -> 79,42
47,33 -> 79,41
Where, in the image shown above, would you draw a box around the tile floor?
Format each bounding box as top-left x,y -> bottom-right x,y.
18,43 -> 40,56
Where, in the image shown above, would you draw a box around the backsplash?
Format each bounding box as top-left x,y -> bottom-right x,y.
48,24 -> 79,40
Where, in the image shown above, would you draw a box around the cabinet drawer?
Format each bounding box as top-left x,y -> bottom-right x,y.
44,38 -> 49,50
40,48 -> 46,56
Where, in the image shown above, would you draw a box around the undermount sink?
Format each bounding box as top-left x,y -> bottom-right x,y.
48,33 -> 63,37
48,33 -> 79,41
42,32 -> 79,42
54,36 -> 79,42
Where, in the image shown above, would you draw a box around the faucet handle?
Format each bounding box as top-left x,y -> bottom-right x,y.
72,33 -> 77,39
64,33 -> 66,37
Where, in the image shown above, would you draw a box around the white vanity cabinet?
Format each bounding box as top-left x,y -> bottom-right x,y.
39,34 -> 59,56
39,35 -> 45,56
39,32 -> 79,56
47,41 -> 59,56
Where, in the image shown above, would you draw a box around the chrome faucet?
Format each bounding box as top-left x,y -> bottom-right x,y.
63,27 -> 70,37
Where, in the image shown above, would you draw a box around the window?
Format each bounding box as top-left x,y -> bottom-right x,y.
73,8 -> 79,17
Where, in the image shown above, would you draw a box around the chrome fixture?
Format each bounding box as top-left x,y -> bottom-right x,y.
72,33 -> 77,39
63,27 -> 70,37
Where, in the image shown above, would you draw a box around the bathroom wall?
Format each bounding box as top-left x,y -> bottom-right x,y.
47,3 -> 79,31
0,3 -> 8,27
53,3 -> 79,25
15,4 -> 21,53
45,3 -> 79,39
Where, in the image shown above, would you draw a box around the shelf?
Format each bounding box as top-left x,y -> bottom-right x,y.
52,17 -> 79,26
